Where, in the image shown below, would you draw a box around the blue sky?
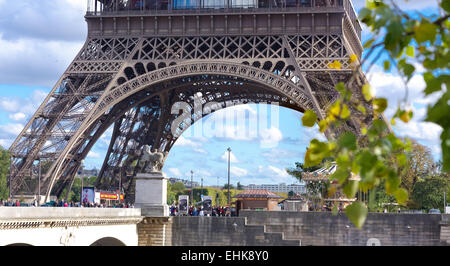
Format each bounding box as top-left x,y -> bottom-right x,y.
0,0 -> 444,187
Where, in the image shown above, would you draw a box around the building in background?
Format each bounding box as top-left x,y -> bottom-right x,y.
168,177 -> 200,188
80,168 -> 99,177
234,190 -> 283,214
246,183 -> 306,194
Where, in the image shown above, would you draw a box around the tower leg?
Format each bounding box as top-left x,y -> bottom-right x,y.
134,172 -> 169,217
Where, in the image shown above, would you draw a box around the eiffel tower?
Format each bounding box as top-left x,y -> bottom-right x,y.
8,0 -> 370,202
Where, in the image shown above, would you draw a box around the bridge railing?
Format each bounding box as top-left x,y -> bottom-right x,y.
86,0 -> 361,39
87,0 -> 346,14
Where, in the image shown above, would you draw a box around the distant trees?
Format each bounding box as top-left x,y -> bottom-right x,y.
167,182 -> 185,204
0,146 -> 10,200
222,183 -> 234,190
400,139 -> 438,195
411,175 -> 449,212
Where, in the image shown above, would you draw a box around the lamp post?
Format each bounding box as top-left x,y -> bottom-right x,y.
227,147 -> 231,207
119,161 -> 123,202
119,161 -> 123,193
9,155 -> 12,199
38,152 -> 41,206
79,160 -> 84,204
190,170 -> 194,206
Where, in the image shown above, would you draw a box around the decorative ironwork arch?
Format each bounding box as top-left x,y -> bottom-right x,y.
44,61 -> 315,200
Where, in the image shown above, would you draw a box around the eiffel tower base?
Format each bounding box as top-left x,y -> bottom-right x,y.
135,172 -> 169,217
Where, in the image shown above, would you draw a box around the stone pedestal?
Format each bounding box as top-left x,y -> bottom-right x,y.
135,172 -> 169,217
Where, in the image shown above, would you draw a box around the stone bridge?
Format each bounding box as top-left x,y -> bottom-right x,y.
0,207 -> 142,246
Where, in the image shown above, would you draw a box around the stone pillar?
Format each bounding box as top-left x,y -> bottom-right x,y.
137,217 -> 173,246
135,172 -> 169,217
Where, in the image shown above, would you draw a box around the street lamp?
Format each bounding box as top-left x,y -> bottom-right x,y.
190,170 -> 194,206
227,147 -> 231,208
119,161 -> 123,194
79,160 -> 85,204
119,161 -> 123,203
38,152 -> 41,206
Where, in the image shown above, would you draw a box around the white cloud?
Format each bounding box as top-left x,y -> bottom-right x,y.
87,151 -> 100,158
259,126 -> 283,148
262,149 -> 303,164
231,166 -> 248,177
0,37 -> 84,86
66,0 -> 87,10
193,148 -> 208,155
186,169 -> 213,178
0,98 -> 20,112
267,165 -> 291,179
174,136 -> 203,148
0,138 -> 12,148
9,112 -> 26,121
220,151 -> 240,163
0,123 -> 24,137
258,165 -> 290,179
168,168 -> 183,177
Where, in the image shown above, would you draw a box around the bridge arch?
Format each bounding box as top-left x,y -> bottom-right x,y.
90,237 -> 126,246
5,243 -> 33,246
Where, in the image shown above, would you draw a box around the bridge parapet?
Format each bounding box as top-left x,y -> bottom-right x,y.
0,207 -> 143,230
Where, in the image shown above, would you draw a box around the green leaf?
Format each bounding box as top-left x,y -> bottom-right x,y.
362,84 -> 373,101
424,74 -> 448,95
302,110 -> 317,127
328,60 -> 342,70
345,201 -> 368,229
343,180 -> 359,198
383,60 -> 391,71
304,139 -> 332,167
330,167 -> 350,185
339,132 -> 357,151
340,104 -> 351,119
357,151 -> 377,182
363,38 -> 375,49
373,98 -> 388,114
357,105 -> 367,115
396,153 -> 407,167
406,45 -> 415,58
399,110 -> 413,123
441,0 -> 450,13
386,171 -> 401,194
393,188 -> 408,205
414,22 -> 438,43
318,119 -> 329,133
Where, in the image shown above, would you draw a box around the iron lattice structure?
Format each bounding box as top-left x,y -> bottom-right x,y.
9,0 -> 372,202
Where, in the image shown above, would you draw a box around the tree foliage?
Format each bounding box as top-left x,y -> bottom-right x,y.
301,0 -> 450,228
0,146 -> 10,200
411,175 -> 450,212
400,139 -> 438,194
287,161 -> 328,196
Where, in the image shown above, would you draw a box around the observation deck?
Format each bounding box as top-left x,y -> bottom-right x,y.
85,0 -> 362,55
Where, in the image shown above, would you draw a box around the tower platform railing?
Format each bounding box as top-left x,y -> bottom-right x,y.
86,0 -> 361,39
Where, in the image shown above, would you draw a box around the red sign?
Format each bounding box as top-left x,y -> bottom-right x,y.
100,193 -> 124,201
